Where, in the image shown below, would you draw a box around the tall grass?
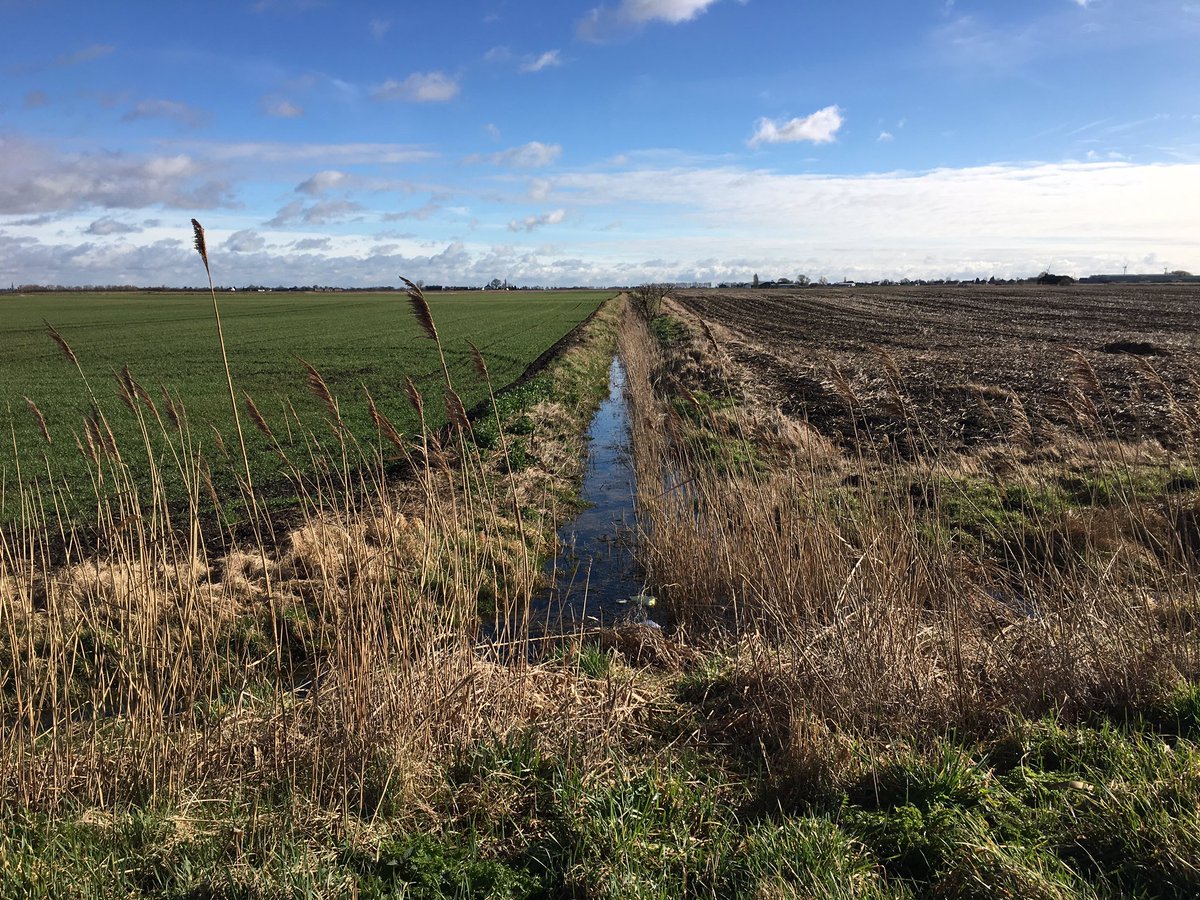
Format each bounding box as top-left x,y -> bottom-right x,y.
0,231 -> 625,819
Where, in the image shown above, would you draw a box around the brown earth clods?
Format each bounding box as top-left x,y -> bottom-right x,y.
673,284 -> 1200,454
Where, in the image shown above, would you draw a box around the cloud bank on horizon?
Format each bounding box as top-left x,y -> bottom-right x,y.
1,0 -> 1198,287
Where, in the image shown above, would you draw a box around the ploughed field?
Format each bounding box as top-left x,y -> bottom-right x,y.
674,284 -> 1200,454
0,290 -> 611,521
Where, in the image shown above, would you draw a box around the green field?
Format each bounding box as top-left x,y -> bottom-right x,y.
0,290 -> 611,521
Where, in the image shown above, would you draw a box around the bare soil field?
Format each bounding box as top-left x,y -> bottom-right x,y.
673,284 -> 1200,454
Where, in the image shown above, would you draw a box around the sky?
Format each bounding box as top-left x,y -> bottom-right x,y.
1,0 -> 1199,288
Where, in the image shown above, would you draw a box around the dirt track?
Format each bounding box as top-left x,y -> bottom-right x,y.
673,284 -> 1200,453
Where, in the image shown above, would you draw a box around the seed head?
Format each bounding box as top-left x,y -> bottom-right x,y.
467,341 -> 489,380
191,218 -> 210,271
401,276 -> 438,343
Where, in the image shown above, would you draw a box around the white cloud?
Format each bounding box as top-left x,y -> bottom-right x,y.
372,72 -> 460,103
224,229 -> 266,252
264,199 -> 306,227
185,141 -> 437,165
541,160 -> 1200,279
122,99 -> 211,128
300,199 -> 364,225
369,18 -> 391,39
293,237 -> 331,251
262,96 -> 304,118
878,131 -> 894,142
382,200 -> 441,221
476,141 -> 563,168
578,0 -> 723,40
485,123 -> 502,141
520,50 -> 563,72
623,0 -> 721,22
749,106 -> 844,148
265,198 -> 365,227
0,136 -> 231,214
85,216 -> 141,235
58,44 -> 116,67
508,208 -> 566,232
296,170 -> 349,196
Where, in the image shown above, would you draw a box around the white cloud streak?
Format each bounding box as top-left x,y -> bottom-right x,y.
372,72 -> 460,103
520,50 -> 563,72
122,99 -> 211,128
262,96 -> 304,118
507,209 -> 567,232
477,142 -> 563,168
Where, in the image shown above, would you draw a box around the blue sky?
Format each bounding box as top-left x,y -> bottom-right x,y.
2,0 -> 1198,286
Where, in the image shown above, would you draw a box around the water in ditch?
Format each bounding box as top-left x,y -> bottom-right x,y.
529,354 -> 648,630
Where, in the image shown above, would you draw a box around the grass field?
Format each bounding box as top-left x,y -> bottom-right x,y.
0,289 -> 610,521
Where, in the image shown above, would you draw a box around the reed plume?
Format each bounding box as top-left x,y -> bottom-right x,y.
243,391 -> 275,442
191,218 -> 255,495
365,389 -> 405,451
300,358 -> 344,430
23,397 -> 51,445
400,276 -> 469,433
401,276 -> 438,343
45,321 -> 79,368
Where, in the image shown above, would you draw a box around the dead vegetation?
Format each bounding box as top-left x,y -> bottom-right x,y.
624,290 -> 1200,742
0,277 -> 630,820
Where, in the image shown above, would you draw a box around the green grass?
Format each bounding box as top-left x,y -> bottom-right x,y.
11,688 -> 1196,898
0,290 -> 611,522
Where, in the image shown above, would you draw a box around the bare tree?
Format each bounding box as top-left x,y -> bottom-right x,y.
630,282 -> 670,318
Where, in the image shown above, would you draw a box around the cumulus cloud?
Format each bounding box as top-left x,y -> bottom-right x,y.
85,216 -> 141,235
224,229 -> 266,252
0,136 -> 233,214
578,0 -> 723,40
479,141 -> 563,168
508,208 -> 566,232
264,200 -> 305,227
878,131 -> 894,142
749,106 -> 844,148
296,170 -> 349,196
5,154 -> 1198,288
293,237 -> 331,251
123,99 -> 210,128
265,198 -> 364,227
372,72 -> 460,103
262,96 -> 304,118
520,50 -> 563,72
